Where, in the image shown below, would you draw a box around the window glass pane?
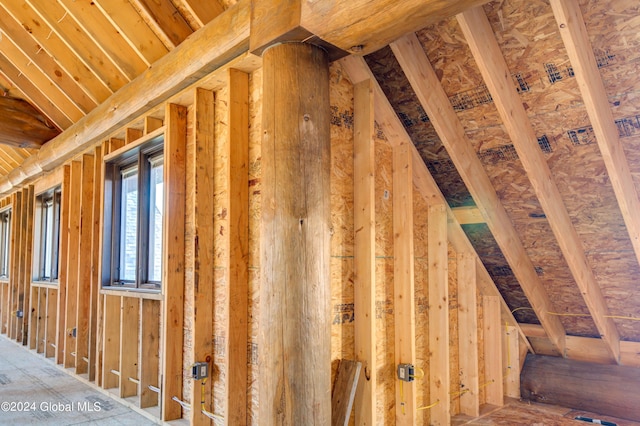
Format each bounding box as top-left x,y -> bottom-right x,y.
148,158 -> 163,282
43,200 -> 53,279
120,167 -> 138,282
0,211 -> 9,277
51,192 -> 61,280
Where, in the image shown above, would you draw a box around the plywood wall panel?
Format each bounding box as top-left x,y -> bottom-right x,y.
403,0 -> 640,339
329,62 -> 356,396
212,83 -> 229,418
365,47 -> 473,209
374,137 -> 395,426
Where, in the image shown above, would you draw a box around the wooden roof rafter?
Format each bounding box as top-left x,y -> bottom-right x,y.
339,54 -> 533,353
0,31 -> 84,124
0,0 -> 252,195
388,33 -> 567,355
1,146 -> 32,164
0,154 -> 13,175
0,145 -> 33,174
128,0 -> 194,49
91,0 -> 169,66
55,0 -> 149,79
171,0 -> 225,30
0,0 -> 113,103
457,6 -> 621,364
0,55 -> 71,130
0,12 -> 96,115
24,0 -> 129,93
549,0 -> 640,276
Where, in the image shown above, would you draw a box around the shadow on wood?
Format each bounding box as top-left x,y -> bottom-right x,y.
332,359 -> 362,426
0,97 -> 59,149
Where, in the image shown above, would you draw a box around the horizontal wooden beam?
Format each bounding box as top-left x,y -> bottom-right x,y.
0,97 -> 59,149
451,205 -> 484,225
522,353 -> 640,422
300,0 -> 492,55
522,323 -> 640,367
0,0 -> 252,195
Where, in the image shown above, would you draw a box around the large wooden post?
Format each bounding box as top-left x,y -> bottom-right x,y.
259,42 -> 331,424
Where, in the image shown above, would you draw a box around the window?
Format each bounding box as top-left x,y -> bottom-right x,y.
103,135 -> 164,290
34,187 -> 62,282
0,209 -> 11,279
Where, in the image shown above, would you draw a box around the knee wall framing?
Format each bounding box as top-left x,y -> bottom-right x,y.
0,57 -> 523,425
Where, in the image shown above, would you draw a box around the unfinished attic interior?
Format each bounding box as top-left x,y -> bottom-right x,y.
1,0 -> 640,424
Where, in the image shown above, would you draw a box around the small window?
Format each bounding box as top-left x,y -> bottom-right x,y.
103,135 -> 163,290
34,187 -> 62,282
0,209 -> 11,279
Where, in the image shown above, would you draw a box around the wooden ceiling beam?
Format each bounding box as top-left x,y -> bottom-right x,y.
389,33 -> 567,355
451,205 -> 484,225
549,0 -> 640,274
91,0 -> 168,66
522,323 -> 640,367
0,1 -> 112,103
173,0 -> 225,29
0,32 -> 84,123
0,12 -> 97,114
457,7 -> 620,364
339,54 -> 533,353
0,97 -> 59,149
299,0 -> 492,55
0,152 -> 14,175
0,56 -> 71,130
129,0 -> 194,49
25,0 -> 129,93
0,0 -> 251,194
57,0 -> 149,79
0,147 -> 32,165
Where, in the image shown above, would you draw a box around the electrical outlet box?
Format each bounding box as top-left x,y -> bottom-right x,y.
192,362 -> 208,380
15,310 -> 23,319
397,363 -> 415,382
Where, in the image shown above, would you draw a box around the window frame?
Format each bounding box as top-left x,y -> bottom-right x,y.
33,186 -> 62,283
102,133 -> 164,291
0,208 -> 11,280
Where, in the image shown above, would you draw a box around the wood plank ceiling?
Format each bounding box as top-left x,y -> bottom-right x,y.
0,0 -> 233,179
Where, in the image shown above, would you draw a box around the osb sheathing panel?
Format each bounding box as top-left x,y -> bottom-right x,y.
329,62 -> 356,411
414,14 -> 599,335
375,135 -> 395,425
181,82 -> 233,418
212,82 -> 229,416
406,0 -> 640,338
365,48 -> 474,208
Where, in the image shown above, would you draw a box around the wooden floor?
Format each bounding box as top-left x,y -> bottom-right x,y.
453,398 -> 640,425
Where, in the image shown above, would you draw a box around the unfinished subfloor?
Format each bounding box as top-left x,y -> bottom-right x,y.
453,398 -> 640,426
0,335 -> 156,425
